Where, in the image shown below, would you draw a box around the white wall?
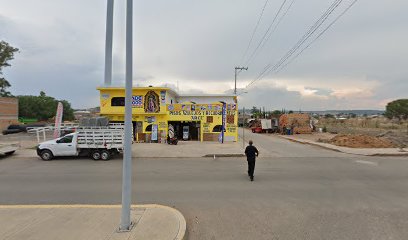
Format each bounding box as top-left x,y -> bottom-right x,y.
166,91 -> 177,104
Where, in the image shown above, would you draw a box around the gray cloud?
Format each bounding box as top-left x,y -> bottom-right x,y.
0,0 -> 407,109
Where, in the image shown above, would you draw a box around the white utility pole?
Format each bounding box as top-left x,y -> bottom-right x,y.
234,67 -> 248,95
104,0 -> 114,86
120,0 -> 133,231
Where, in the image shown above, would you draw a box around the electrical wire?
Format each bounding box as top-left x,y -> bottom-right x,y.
240,0 -> 270,65
260,0 -> 344,78
275,0 -> 359,73
245,0 -> 296,68
244,0 -> 289,67
246,0 -> 347,89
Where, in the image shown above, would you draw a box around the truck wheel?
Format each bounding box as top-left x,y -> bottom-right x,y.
91,150 -> 101,161
40,150 -> 53,161
101,150 -> 111,161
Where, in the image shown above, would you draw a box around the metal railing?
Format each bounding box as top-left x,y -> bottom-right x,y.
27,123 -> 126,143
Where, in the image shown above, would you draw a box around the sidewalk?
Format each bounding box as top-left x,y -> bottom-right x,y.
0,204 -> 186,240
132,141 -> 246,158
11,143 -> 248,159
9,141 -> 249,159
2,132 -> 253,159
279,135 -> 408,156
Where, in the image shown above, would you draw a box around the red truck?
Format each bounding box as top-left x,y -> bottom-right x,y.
250,119 -> 278,133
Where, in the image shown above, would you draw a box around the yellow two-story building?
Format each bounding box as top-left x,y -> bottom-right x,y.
97,86 -> 238,143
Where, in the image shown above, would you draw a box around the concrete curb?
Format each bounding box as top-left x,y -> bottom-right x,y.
141,204 -> 187,240
278,135 -> 408,157
280,137 -> 342,153
203,154 -> 245,158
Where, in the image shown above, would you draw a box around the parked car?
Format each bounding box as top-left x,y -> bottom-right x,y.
2,129 -> 22,135
2,123 -> 47,135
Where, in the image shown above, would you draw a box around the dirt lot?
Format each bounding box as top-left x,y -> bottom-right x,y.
326,134 -> 396,148
288,131 -> 406,149
315,117 -> 408,148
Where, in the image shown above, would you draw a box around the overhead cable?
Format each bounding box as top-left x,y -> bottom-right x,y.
246,0 -> 348,89
259,0 -> 344,79
275,0 -> 359,73
244,0 -> 290,67
240,0 -> 270,65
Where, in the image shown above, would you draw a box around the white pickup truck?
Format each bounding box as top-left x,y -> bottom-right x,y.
36,128 -> 124,161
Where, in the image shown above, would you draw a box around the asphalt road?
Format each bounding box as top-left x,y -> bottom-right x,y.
1,131 -> 408,239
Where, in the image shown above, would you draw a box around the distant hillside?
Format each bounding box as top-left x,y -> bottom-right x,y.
240,109 -> 385,116
305,110 -> 385,116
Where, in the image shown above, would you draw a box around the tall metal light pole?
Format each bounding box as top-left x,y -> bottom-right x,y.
242,107 -> 245,149
120,0 -> 133,231
104,0 -> 114,86
234,67 -> 248,95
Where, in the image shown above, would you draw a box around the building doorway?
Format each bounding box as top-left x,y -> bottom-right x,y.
168,121 -> 201,141
133,121 -> 143,141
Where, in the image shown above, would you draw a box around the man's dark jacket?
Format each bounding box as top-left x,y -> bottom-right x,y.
245,145 -> 259,161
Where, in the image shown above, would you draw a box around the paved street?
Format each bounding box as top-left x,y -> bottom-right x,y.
1,131 -> 408,239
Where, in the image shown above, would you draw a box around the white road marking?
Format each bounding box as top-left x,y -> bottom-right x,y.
355,160 -> 378,166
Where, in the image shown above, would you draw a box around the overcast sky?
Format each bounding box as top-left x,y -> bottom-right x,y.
0,0 -> 407,110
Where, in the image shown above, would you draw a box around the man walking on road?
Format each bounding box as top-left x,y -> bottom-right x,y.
245,140 -> 259,181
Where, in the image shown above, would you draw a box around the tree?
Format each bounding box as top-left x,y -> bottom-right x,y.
250,106 -> 258,114
385,99 -> 408,121
60,100 -> 75,121
0,40 -> 19,97
272,110 -> 282,116
18,92 -> 75,121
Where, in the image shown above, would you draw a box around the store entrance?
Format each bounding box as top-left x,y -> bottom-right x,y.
168,121 -> 201,141
133,121 -> 143,141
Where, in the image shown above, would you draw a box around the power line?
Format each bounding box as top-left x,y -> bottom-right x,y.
246,0 -> 296,68
275,0 -> 359,73
260,0 -> 296,53
262,0 -> 344,77
246,0 -> 347,88
255,0 -> 343,82
244,0 -> 289,67
240,0 -> 270,65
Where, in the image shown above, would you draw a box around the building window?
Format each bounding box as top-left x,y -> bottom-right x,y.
207,116 -> 213,123
111,97 -> 125,106
145,124 -> 152,132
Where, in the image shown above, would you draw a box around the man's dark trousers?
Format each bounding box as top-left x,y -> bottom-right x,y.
247,159 -> 255,178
